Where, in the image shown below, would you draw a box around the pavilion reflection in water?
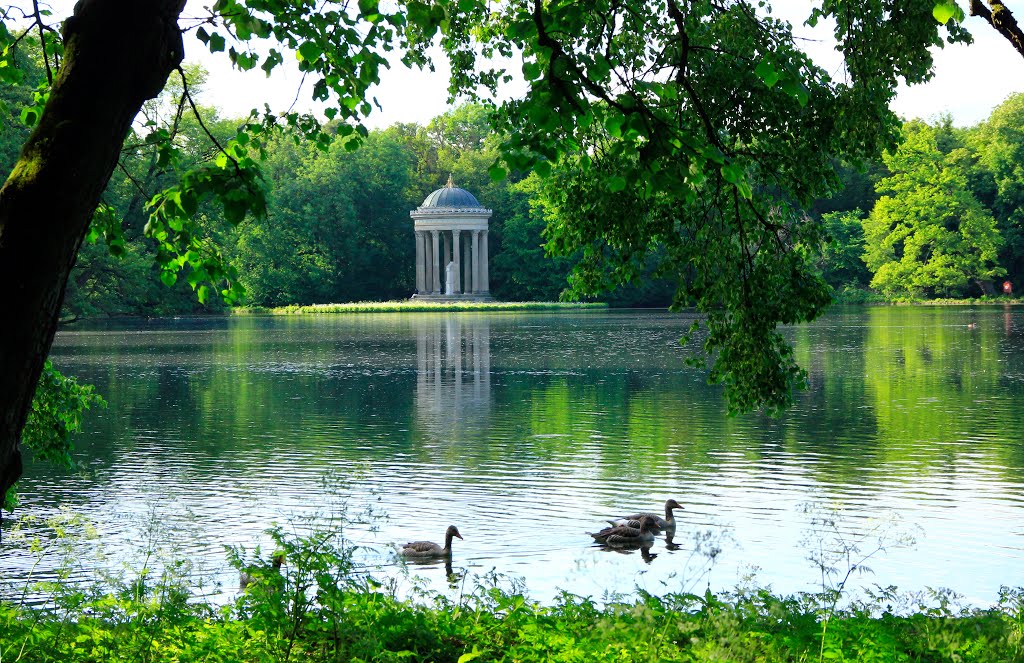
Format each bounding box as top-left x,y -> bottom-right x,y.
415,316 -> 491,436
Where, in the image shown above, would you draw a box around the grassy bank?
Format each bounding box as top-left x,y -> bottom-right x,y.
231,301 -> 609,315
830,285 -> 1024,306
3,575 -> 1022,662
4,521 -> 1022,662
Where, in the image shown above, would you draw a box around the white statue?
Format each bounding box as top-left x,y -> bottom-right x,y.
445,261 -> 455,295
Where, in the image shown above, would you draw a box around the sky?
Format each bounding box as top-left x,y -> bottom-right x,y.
181,1 -> 1024,130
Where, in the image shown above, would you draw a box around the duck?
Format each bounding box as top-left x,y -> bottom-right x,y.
239,551 -> 285,591
399,525 -> 463,558
608,499 -> 684,531
589,516 -> 658,545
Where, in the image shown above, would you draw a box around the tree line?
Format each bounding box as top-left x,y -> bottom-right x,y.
39,93 -> 1024,318
45,97 -> 672,317
813,96 -> 1024,301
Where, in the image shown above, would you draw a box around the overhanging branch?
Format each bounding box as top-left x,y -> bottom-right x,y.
970,0 -> 1024,59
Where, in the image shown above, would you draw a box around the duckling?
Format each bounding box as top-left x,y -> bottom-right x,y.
589,516 -> 658,545
608,499 -> 684,531
239,551 -> 285,591
399,525 -> 463,558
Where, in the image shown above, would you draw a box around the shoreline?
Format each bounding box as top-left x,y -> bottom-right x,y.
229,301 -> 609,315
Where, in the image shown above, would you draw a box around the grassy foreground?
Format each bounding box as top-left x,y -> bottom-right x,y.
232,301 -> 608,315
3,516 -> 1023,662
3,568 -> 1022,662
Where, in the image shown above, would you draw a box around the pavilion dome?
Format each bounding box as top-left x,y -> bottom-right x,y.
420,176 -> 484,209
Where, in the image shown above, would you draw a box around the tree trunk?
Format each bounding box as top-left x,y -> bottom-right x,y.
0,0 -> 185,509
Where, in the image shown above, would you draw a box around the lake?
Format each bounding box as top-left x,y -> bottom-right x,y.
3,306 -> 1024,606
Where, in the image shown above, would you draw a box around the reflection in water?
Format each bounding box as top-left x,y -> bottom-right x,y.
415,316 -> 491,439
598,544 -> 658,564
3,308 -> 1024,607
445,560 -> 467,586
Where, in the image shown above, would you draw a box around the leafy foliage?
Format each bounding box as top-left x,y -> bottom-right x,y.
972,92 -> 1024,285
429,0 -> 972,414
818,209 -> 873,291
863,123 -> 1004,298
4,362 -> 105,509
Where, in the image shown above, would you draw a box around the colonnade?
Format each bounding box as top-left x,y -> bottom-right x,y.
414,228 -> 489,296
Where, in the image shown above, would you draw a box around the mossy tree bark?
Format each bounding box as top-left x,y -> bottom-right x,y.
0,0 -> 185,505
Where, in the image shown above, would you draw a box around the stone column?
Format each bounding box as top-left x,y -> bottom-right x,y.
430,230 -> 441,294
452,229 -> 462,294
424,230 -> 433,294
481,229 -> 490,293
442,232 -> 452,294
415,230 -> 425,294
443,232 -> 451,273
463,233 -> 472,294
471,230 -> 481,294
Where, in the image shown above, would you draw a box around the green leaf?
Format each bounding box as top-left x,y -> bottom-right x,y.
606,175 -> 627,192
604,113 -> 625,138
720,163 -> 743,184
522,60 -> 542,81
179,190 -> 199,217
755,58 -> 779,87
488,163 -> 507,181
298,41 -> 323,62
932,1 -> 963,24
209,33 -> 226,53
457,649 -> 482,663
701,145 -> 726,165
19,107 -> 38,126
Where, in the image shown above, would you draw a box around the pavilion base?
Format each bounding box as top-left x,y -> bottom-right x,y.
411,293 -> 495,302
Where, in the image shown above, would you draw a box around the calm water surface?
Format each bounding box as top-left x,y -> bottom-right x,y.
4,307 -> 1024,605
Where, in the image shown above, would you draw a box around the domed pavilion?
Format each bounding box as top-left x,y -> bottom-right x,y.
410,176 -> 492,300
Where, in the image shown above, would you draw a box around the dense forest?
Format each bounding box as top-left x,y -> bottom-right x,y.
2,62 -> 1020,317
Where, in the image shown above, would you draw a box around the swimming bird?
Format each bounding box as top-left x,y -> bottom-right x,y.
239,551 -> 285,591
399,525 -> 463,558
589,516 -> 658,545
608,499 -> 684,531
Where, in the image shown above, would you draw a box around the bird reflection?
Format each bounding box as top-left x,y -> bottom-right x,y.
399,554 -> 467,587
597,543 -> 658,564
664,532 -> 681,551
445,559 -> 467,586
